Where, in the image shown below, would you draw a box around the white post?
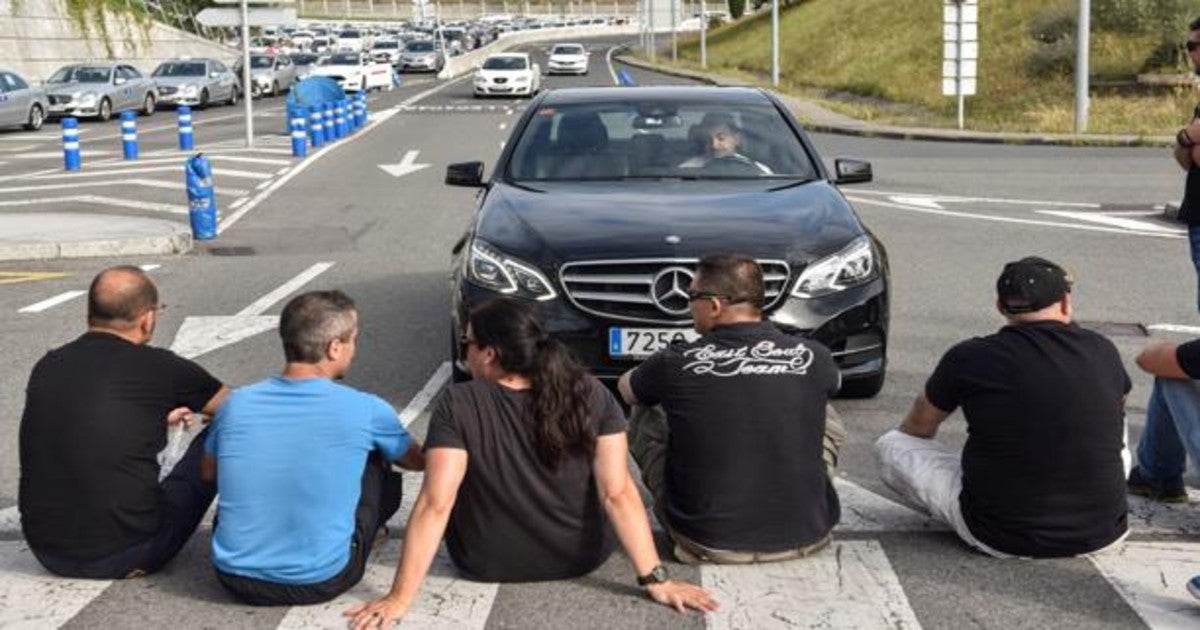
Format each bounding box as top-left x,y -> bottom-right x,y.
649,0 -> 655,61
700,6 -> 706,68
670,0 -> 676,62
955,1 -> 963,130
771,0 -> 779,86
1075,0 -> 1090,133
241,0 -> 253,147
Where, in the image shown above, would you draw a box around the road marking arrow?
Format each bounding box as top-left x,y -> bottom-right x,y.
378,150 -> 431,178
888,195 -> 945,210
1036,210 -> 1185,235
169,262 -> 334,360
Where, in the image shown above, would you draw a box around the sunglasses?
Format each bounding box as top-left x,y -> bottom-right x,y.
685,289 -> 746,304
1187,40 -> 1200,51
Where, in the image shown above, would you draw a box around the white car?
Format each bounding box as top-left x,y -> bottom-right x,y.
547,43 -> 588,75
337,29 -> 365,52
307,51 -> 393,92
473,53 -> 540,98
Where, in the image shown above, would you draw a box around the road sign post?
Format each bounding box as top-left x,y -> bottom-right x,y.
942,0 -> 978,130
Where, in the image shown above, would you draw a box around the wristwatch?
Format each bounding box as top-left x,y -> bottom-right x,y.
636,564 -> 669,586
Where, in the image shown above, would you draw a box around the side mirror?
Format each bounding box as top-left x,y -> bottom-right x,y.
114,77 -> 127,85
211,72 -> 221,78
446,161 -> 485,187
833,158 -> 872,185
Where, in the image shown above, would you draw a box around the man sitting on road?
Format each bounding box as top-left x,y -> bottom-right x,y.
20,265 -> 228,579
876,256 -> 1130,558
618,254 -> 843,564
678,113 -> 773,175
204,290 -> 424,606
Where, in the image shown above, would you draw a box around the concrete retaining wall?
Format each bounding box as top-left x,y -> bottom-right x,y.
0,0 -> 237,83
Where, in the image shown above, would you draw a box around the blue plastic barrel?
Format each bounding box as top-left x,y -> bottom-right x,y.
185,154 -> 217,240
290,106 -> 308,158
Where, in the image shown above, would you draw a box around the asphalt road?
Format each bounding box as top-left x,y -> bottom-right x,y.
1,35 -> 1199,629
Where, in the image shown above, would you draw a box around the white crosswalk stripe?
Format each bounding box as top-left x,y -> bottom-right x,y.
0,542 -> 112,629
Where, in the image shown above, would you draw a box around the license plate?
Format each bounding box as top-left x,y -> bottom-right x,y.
609,327 -> 699,359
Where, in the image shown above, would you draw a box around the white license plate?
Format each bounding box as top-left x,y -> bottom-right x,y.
609,327 -> 700,359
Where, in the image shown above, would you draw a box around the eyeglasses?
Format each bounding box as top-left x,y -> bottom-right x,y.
685,289 -> 747,304
1187,40 -> 1200,52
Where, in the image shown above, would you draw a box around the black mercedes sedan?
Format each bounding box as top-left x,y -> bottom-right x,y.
446,86 -> 889,397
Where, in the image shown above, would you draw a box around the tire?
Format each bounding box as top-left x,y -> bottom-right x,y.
198,88 -> 210,109
24,104 -> 44,131
226,86 -> 239,106
97,97 -> 113,122
251,82 -> 263,99
271,80 -> 280,96
140,93 -> 155,116
836,371 -> 885,399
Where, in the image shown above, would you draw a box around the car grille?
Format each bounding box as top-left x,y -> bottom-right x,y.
560,258 -> 791,324
48,95 -> 72,105
158,86 -> 178,95
494,77 -> 507,84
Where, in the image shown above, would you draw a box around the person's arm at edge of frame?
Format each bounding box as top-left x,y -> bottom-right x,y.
898,393 -> 952,439
393,440 -> 426,471
190,386 -> 230,484
1136,341 -> 1190,379
617,369 -> 639,407
592,431 -> 718,614
344,447 -> 467,628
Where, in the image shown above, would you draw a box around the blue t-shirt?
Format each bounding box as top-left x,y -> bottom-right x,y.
205,376 -> 412,584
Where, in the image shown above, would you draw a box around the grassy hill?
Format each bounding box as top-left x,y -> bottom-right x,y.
666,0 -> 1197,135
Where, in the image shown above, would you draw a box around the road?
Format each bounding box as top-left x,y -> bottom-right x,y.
1,35 -> 1199,628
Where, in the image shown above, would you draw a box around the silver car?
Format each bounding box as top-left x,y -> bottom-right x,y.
0,69 -> 47,131
44,63 -> 158,122
152,58 -> 240,109
234,53 -> 297,98
399,40 -> 445,73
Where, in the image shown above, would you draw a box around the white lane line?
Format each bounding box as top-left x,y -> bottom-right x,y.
850,189 -> 1101,209
211,167 -> 273,181
0,195 -> 185,214
606,45 -> 621,85
1036,210 -> 1185,235
703,540 -> 923,630
1148,324 -> 1200,336
235,262 -> 335,317
254,180 -> 272,190
1090,542 -> 1200,629
19,290 -> 86,313
847,196 -> 1184,240
219,74 -> 473,234
275,166 -> 290,175
85,155 -> 292,169
834,478 -> 945,532
229,197 -> 249,210
398,361 -> 452,428
140,264 -> 161,271
498,122 -> 507,130
0,541 -> 114,628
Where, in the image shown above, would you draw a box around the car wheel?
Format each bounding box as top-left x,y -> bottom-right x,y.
251,82 -> 263,99
836,371 -> 885,399
24,104 -> 44,131
97,98 -> 113,122
140,93 -> 155,116
199,88 -> 210,109
271,80 -> 280,96
227,86 -> 239,106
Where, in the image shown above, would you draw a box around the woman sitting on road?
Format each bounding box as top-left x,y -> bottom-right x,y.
346,297 -> 716,627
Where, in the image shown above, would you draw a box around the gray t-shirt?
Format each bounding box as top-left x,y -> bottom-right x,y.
425,377 -> 626,582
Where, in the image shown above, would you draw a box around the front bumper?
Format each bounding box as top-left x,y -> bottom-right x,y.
452,275 -> 888,383
401,59 -> 439,71
157,91 -> 202,106
47,102 -> 100,117
548,61 -> 586,74
474,82 -> 533,95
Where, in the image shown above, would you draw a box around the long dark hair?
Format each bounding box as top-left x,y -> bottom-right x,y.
468,297 -> 596,468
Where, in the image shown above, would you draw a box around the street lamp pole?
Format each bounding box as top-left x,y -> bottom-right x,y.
771,0 -> 779,87
1074,0 -> 1090,133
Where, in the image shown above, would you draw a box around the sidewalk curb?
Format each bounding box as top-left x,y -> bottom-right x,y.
614,54 -> 1174,148
0,230 -> 192,262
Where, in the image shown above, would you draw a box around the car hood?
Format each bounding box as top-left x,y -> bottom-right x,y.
154,76 -> 208,87
475,180 -> 866,266
311,64 -> 361,74
45,82 -> 108,95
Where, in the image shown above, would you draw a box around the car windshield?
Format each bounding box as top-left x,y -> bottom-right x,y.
553,45 -> 584,55
507,99 -> 818,181
290,53 -> 319,64
323,53 -> 361,65
48,66 -> 111,84
483,56 -> 527,70
153,62 -> 206,77
249,56 -> 274,69
406,41 -> 434,52
373,41 -> 400,49
339,30 -> 360,38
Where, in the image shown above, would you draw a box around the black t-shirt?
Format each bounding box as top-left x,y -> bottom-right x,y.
424,377 -> 626,582
629,321 -> 840,552
19,332 -> 222,560
1180,166 -> 1200,225
925,321 -> 1130,558
1175,338 -> 1200,377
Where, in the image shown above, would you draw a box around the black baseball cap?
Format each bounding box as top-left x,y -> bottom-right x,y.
996,256 -> 1073,314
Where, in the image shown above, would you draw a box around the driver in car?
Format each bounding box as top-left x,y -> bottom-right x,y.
679,113 -> 773,175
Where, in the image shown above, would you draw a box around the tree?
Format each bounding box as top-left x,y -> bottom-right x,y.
728,0 -> 744,20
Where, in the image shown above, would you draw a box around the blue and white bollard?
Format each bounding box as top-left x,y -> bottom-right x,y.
120,110 -> 138,160
290,106 -> 308,158
177,105 -> 194,151
324,103 -> 338,141
342,98 -> 353,134
309,106 -> 325,148
354,92 -> 367,128
61,117 -> 81,171
617,69 -> 637,87
334,101 -> 346,139
360,91 -> 369,125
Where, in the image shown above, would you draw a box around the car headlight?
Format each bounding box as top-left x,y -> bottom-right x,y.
791,235 -> 877,298
256,76 -> 272,86
76,92 -> 97,106
180,85 -> 198,96
467,239 -> 557,301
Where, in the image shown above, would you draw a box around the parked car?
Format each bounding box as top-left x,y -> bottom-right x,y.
307,51 -> 393,92
0,68 -> 47,131
547,42 -> 589,75
152,58 -> 239,109
289,52 -> 323,80
233,53 -> 297,98
370,38 -> 403,66
337,29 -> 366,52
43,63 -> 157,121
445,86 -> 888,397
311,36 -> 333,54
399,40 -> 445,73
473,53 -> 540,98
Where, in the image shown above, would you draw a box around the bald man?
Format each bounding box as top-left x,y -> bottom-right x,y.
19,266 -> 228,579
